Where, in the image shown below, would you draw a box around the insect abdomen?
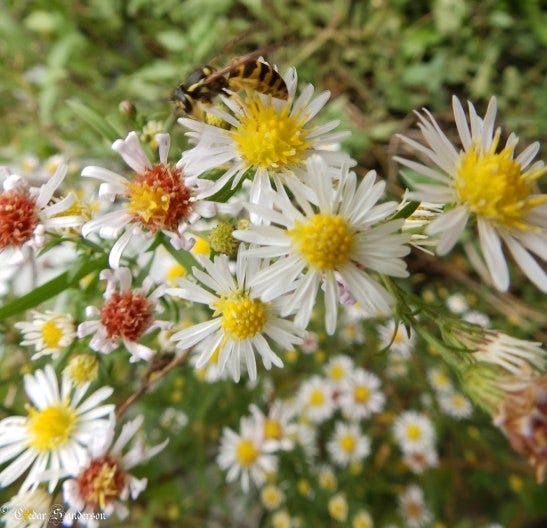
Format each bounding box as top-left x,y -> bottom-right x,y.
227,60 -> 288,100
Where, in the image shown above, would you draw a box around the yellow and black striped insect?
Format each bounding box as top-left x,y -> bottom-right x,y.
171,49 -> 288,117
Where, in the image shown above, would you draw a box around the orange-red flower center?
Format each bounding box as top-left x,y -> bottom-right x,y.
100,291 -> 153,341
76,455 -> 126,510
0,190 -> 38,249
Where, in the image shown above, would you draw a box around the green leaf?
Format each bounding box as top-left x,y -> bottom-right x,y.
0,255 -> 107,321
67,100 -> 122,144
392,201 -> 420,220
159,233 -> 201,274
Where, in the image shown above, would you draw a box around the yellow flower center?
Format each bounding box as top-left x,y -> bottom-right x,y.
406,424 -> 422,441
167,263 -> 186,286
309,388 -> 325,406
231,95 -> 311,169
215,291 -> 267,340
236,438 -> 259,467
289,214 -> 353,270
339,434 -> 356,453
455,134 -> 546,230
65,354 -> 99,386
329,364 -> 346,380
354,385 -> 370,404
126,181 -> 171,223
41,319 -> 63,348
27,404 -> 77,452
264,418 -> 282,440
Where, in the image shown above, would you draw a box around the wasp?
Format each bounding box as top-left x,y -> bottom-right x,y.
171,48 -> 288,117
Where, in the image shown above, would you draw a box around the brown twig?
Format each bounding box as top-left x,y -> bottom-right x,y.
115,351 -> 189,419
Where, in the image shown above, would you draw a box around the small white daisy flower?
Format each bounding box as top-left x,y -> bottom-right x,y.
81,131 -> 216,268
0,168 -> 82,264
327,422 -> 371,468
393,411 -> 436,454
445,293 -> 468,314
438,391 -> 473,420
235,155 -> 410,334
377,319 -> 415,358
1,488 -> 51,528
0,365 -> 114,493
402,448 -> 439,475
62,415 -> 168,527
15,311 -> 76,360
396,96 -> 547,292
352,510 -> 374,528
250,401 -> 297,451
179,65 -> 350,204
324,355 -> 354,388
296,376 -> 336,423
398,484 -> 433,528
167,250 -> 303,382
427,367 -> 454,394
328,492 -> 349,522
77,267 -> 171,362
338,368 -> 386,420
260,483 -> 285,511
217,416 -> 277,492
301,331 -> 319,354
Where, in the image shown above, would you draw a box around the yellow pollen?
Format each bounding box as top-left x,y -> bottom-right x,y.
339,434 -> 356,453
231,96 -> 311,169
394,328 -> 406,343
289,214 -> 353,270
264,419 -> 282,440
215,291 -> 267,340
455,134 -> 547,230
406,424 -> 422,441
41,319 -> 63,348
236,438 -> 259,467
309,388 -> 325,406
93,464 -> 119,509
27,404 -> 77,452
354,385 -> 370,403
126,182 -> 171,223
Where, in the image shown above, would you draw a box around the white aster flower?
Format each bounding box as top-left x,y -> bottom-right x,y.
250,401 -> 297,451
393,411 -> 436,454
377,319 -> 415,358
445,293 -> 468,314
179,65 -> 350,205
338,368 -> 386,420
438,391 -> 473,420
352,510 -> 374,528
0,168 -> 82,264
398,484 -> 433,528
324,355 -> 354,388
81,131 -> 216,268
15,311 -> 76,360
217,416 -> 277,492
0,487 -> 51,528
296,376 -> 336,423
77,267 -> 170,362
0,365 -> 114,493
328,492 -> 349,522
427,367 -> 454,394
62,415 -> 168,528
235,155 -> 410,334
167,250 -> 303,382
396,95 -> 547,292
402,448 -> 439,475
327,422 -> 371,468
260,483 -> 285,510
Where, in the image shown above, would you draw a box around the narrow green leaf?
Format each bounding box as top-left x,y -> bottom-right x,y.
159,233 -> 201,273
392,201 -> 420,220
0,255 -> 107,321
67,100 -> 122,144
